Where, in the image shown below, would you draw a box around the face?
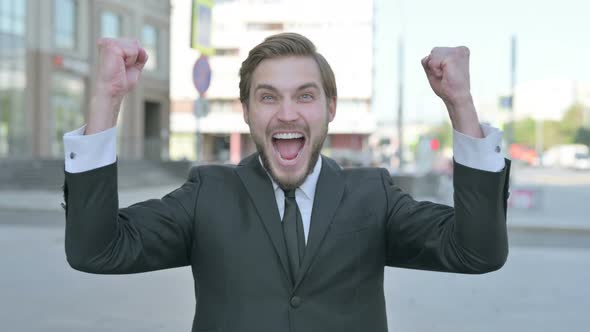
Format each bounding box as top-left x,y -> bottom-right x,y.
242,56 -> 336,190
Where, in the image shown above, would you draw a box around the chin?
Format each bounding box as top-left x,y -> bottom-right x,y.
253,126 -> 326,190
258,144 -> 319,190
265,149 -> 310,190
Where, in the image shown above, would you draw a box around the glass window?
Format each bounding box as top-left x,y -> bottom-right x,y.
0,0 -> 28,157
142,24 -> 158,71
246,22 -> 283,30
0,88 -> 27,157
100,10 -> 122,38
54,0 -> 78,50
0,0 -> 26,37
51,73 -> 85,157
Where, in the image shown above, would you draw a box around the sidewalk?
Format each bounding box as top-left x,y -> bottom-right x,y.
0,185 -> 180,212
1,186 -> 588,232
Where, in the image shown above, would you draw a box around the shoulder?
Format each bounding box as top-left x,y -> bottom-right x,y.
322,155 -> 387,184
187,163 -> 238,182
341,167 -> 390,190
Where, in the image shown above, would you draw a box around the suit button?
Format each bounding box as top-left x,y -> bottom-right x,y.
290,296 -> 302,308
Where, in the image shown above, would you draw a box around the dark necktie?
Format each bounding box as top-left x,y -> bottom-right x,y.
282,189 -> 305,283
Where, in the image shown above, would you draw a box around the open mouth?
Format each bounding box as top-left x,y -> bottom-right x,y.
272,132 -> 306,163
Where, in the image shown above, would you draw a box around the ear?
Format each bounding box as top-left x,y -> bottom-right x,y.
242,102 -> 249,125
327,96 -> 337,122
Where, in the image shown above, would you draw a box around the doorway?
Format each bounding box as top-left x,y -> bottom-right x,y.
144,101 -> 161,160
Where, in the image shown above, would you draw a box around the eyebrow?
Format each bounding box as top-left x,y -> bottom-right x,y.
254,82 -> 321,93
296,83 -> 320,92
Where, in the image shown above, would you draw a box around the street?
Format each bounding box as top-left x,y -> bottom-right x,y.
1,164 -> 589,331
1,208 -> 589,332
507,165 -> 590,230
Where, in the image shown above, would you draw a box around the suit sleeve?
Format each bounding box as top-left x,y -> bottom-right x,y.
382,160 -> 511,274
64,162 -> 200,274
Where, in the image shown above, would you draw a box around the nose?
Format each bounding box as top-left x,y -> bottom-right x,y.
276,99 -> 299,122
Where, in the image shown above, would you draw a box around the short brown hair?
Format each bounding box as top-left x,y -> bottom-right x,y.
239,32 -> 337,105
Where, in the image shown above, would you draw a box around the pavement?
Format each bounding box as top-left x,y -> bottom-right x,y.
0,184 -> 180,213
1,164 -> 589,232
1,164 -> 589,331
1,209 -> 589,332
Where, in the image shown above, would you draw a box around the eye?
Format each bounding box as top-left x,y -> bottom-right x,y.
261,95 -> 275,102
299,93 -> 314,102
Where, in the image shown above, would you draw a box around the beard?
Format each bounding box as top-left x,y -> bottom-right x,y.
254,121 -> 328,190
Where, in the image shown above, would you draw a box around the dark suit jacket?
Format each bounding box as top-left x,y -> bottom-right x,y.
64,153 -> 510,332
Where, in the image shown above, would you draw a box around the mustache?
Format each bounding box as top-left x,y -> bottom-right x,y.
266,124 -> 309,136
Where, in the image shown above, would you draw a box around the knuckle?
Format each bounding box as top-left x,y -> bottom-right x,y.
97,38 -> 110,48
102,39 -> 118,50
457,46 -> 470,56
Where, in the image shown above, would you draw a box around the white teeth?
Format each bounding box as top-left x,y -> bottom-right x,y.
273,132 -> 304,139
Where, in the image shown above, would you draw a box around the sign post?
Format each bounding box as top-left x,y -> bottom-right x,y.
193,55 -> 212,161
190,0 -> 214,56
190,0 -> 213,161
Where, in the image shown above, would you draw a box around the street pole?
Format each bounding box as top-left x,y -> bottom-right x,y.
535,118 -> 544,165
508,35 -> 517,149
397,36 -> 404,171
194,99 -> 200,162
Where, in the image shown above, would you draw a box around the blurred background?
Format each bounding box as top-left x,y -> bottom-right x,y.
0,0 -> 589,331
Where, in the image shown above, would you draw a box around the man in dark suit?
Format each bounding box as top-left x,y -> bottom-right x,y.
63,33 -> 510,332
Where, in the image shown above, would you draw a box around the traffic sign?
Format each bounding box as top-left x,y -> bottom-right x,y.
193,55 -> 211,96
193,97 -> 210,118
499,95 -> 513,109
191,0 -> 213,56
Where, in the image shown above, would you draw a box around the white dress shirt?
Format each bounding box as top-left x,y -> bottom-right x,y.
265,156 -> 322,244
63,124 -> 506,242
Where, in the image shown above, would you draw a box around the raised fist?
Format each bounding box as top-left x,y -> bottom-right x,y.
421,46 -> 471,107
421,46 -> 483,138
96,38 -> 148,100
85,38 -> 148,135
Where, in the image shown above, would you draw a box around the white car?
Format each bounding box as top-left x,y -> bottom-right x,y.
572,153 -> 590,170
542,144 -> 589,168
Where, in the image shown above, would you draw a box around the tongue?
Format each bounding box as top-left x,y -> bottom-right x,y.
275,138 -> 304,160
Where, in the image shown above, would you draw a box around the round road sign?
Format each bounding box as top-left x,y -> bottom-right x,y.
193,55 -> 211,96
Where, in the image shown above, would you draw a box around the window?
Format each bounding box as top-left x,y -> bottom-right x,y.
246,22 -> 283,31
214,48 -> 239,56
100,11 -> 122,38
51,73 -> 85,157
54,0 -> 78,50
0,0 -> 28,157
142,24 -> 159,71
0,0 -> 26,37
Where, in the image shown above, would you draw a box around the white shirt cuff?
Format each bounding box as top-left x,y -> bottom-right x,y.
453,124 -> 505,172
64,125 -> 117,173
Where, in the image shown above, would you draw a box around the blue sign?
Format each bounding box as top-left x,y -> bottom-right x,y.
193,98 -> 210,118
193,55 -> 211,96
499,95 -> 513,109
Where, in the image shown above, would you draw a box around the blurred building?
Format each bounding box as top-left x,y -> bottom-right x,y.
0,0 -> 171,160
513,79 -> 590,121
169,0 -> 376,164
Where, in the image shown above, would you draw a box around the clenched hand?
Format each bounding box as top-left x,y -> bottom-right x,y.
86,38 -> 148,135
422,47 -> 483,138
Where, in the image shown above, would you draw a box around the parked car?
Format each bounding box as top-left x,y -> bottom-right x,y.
572,152 -> 590,170
542,144 -> 589,168
509,144 -> 538,166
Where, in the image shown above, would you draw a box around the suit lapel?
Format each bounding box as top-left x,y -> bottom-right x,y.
235,154 -> 292,284
294,156 -> 345,290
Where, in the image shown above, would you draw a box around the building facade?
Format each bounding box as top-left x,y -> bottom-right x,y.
169,0 -> 376,165
0,0 -> 171,160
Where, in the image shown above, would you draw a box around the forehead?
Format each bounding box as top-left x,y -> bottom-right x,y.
251,56 -> 322,92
